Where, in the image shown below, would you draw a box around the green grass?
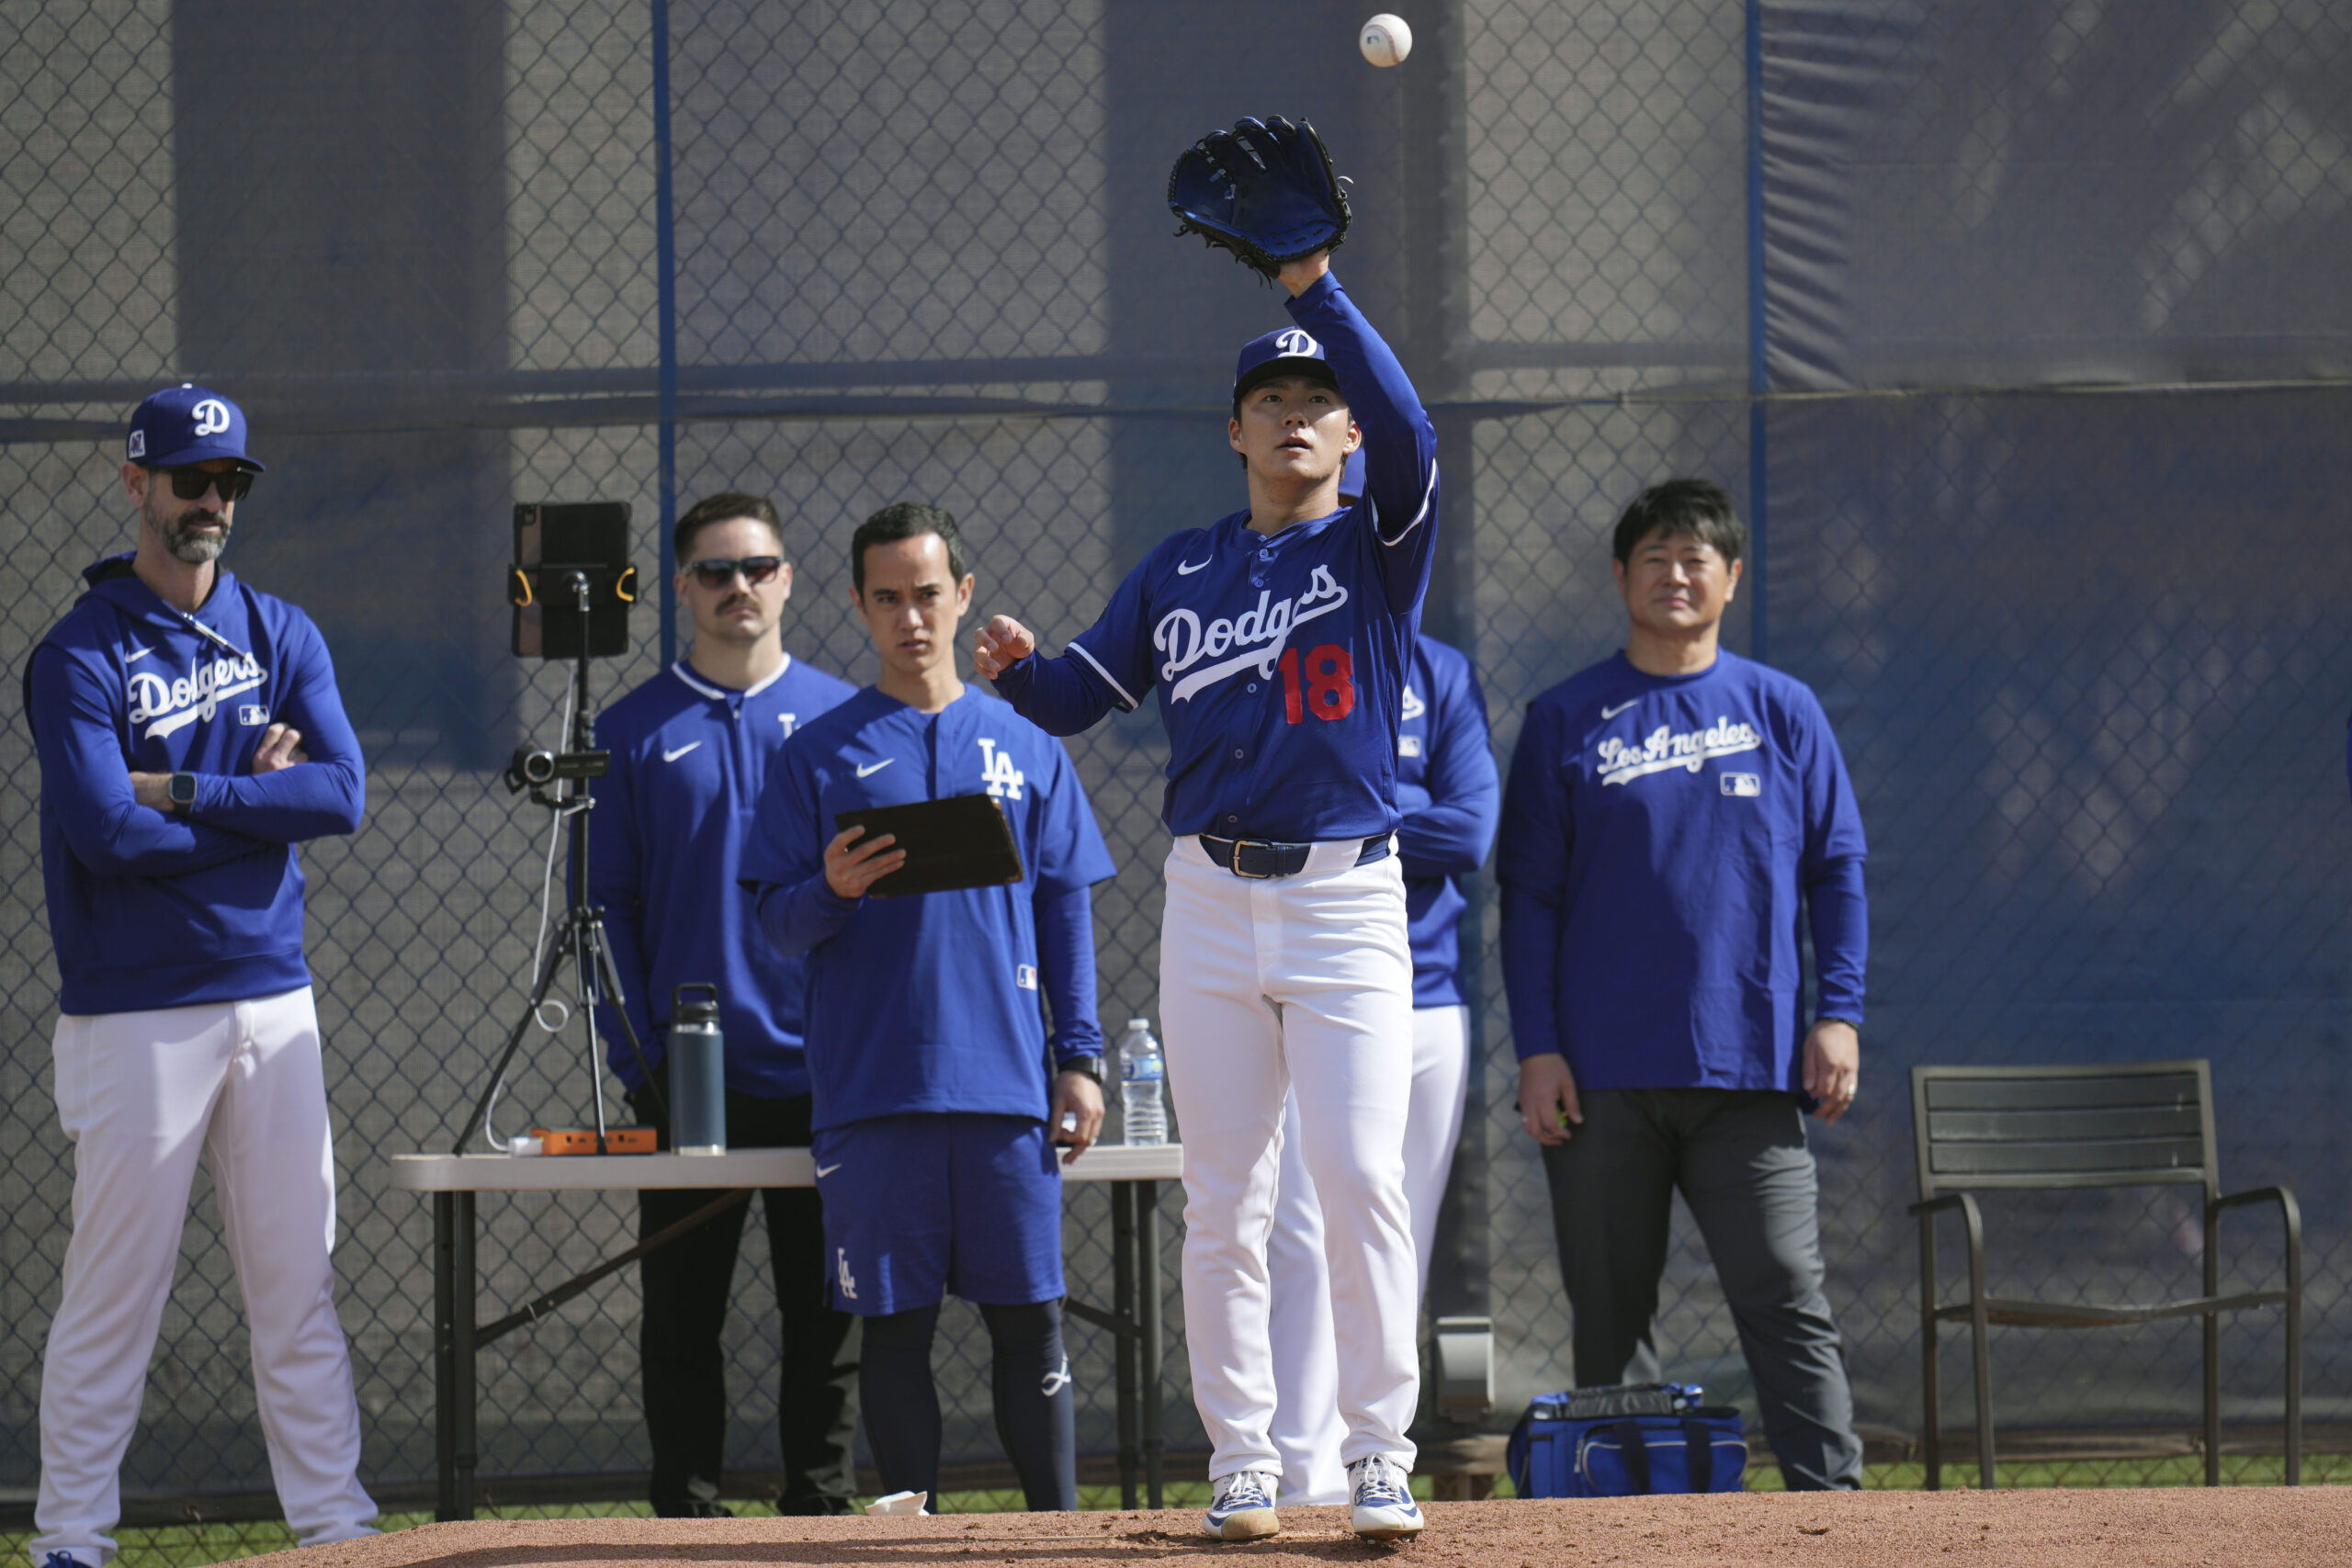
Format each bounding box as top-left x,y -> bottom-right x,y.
1822,1451 -> 2351,1492
9,1454 -> 2341,1568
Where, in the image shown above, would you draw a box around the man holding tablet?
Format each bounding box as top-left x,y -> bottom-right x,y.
739,501 -> 1114,1512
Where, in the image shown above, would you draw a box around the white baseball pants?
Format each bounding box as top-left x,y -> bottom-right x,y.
34,989 -> 378,1567
1267,1004 -> 1472,1503
1159,837 -> 1419,1483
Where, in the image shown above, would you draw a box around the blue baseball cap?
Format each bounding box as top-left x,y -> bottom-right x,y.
126,383 -> 265,471
1232,326 -> 1340,407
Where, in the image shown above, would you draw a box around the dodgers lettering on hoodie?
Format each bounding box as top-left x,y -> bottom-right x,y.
23,555 -> 366,1015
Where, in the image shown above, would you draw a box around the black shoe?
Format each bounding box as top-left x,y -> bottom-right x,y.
653,1499 -> 735,1518
778,1494 -> 859,1517
654,1475 -> 735,1518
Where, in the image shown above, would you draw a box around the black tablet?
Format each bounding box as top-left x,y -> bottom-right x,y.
833,794 -> 1026,898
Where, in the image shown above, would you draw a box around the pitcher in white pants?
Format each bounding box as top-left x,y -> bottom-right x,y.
1159,839 -> 1423,1479
976,243 -> 1442,1540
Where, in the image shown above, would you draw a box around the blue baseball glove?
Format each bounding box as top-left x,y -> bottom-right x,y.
1167,115 -> 1351,280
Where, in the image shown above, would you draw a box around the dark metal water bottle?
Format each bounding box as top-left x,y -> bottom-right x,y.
669,983 -> 727,1156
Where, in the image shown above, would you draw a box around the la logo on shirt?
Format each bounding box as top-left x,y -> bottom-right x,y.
978,737 -> 1024,801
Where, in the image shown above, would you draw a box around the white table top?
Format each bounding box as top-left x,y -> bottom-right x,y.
388,1142 -> 1183,1193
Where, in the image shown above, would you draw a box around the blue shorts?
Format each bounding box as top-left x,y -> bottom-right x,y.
813,1112 -> 1064,1315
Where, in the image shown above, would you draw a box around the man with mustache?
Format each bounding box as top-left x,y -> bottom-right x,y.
590,491 -> 862,1516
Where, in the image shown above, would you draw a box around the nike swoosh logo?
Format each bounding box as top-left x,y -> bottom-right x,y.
856,758 -> 894,778
662,741 -> 702,762
1600,700 -> 1639,720
1176,558 -> 1211,575
125,646 -> 155,663
815,1163 -> 842,1179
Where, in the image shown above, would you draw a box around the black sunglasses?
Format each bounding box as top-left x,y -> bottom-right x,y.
686,555 -> 784,590
152,465 -> 255,504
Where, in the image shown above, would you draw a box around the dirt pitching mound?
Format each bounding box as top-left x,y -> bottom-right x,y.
239,1488 -> 2352,1568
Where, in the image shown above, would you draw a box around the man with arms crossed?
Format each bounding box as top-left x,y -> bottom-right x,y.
1267,621 -> 1498,1504
591,491 -> 861,1517
975,246 -> 1439,1540
741,502 -> 1114,1512
24,385 -> 377,1567
1500,478 -> 1866,1491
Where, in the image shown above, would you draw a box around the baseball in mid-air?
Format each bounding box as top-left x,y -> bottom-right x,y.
1360,13 -> 1412,68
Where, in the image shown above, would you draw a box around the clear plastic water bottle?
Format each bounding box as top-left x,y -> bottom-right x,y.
1118,1017 -> 1168,1145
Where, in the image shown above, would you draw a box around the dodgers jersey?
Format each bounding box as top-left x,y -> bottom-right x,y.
991,272 -> 1439,841
1396,637 -> 1500,1008
588,655 -> 857,1098
738,684 -> 1115,1132
24,554 -> 366,1015
1497,649 -> 1867,1095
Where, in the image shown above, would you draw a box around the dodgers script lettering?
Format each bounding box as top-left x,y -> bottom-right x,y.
128,652 -> 269,741
1155,567 -> 1350,705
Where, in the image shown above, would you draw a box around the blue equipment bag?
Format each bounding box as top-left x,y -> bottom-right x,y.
1507,1385 -> 1747,1498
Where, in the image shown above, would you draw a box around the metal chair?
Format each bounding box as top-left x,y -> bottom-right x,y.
1908,1060 -> 2301,1489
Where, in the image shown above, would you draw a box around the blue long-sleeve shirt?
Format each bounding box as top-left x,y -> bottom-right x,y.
1497,649 -> 1866,1093
989,271 -> 1440,841
1396,637 -> 1499,1006
23,555 -> 366,1014
586,656 -> 856,1097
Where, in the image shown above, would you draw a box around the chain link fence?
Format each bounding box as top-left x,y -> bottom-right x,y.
6,0 -> 2350,1557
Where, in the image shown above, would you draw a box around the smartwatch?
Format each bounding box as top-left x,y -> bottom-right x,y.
167,772 -> 198,813
1057,1054 -> 1105,1086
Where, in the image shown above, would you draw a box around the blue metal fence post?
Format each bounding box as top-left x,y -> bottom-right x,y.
652,0 -> 679,667
1744,0 -> 1769,665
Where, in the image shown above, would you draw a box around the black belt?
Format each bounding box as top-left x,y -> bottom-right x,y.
1197,832 -> 1391,880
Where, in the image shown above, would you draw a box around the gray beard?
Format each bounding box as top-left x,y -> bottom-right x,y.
162,516 -> 229,563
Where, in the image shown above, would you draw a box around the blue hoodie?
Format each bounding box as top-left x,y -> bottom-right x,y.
23,554 -> 366,1015
587,656 -> 858,1098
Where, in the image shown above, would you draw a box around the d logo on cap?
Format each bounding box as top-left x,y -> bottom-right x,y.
125,382 -> 265,473
1274,329 -> 1320,358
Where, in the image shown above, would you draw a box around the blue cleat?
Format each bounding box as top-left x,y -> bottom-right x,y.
1347,1454 -> 1424,1540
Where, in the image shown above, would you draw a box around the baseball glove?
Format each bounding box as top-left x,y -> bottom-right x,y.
1167,115 -> 1350,280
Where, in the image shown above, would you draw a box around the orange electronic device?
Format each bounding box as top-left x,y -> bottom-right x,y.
533,1127 -> 657,1155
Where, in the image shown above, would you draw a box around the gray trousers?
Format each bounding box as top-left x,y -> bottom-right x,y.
1540,1088 -> 1863,1490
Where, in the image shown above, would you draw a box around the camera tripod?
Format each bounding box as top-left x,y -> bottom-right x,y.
455,569 -> 662,1155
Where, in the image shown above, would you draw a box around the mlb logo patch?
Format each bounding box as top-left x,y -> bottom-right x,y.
1398,736 -> 1422,758
1015,964 -> 1038,990
238,705 -> 269,726
1721,773 -> 1761,797
128,429 -> 147,459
